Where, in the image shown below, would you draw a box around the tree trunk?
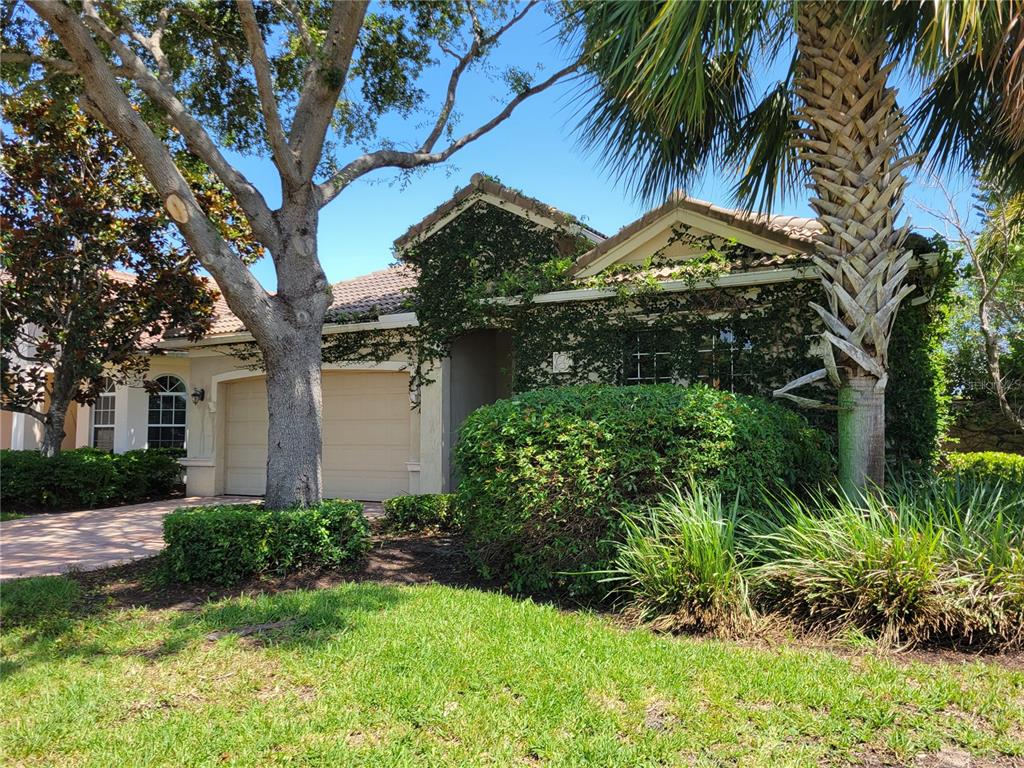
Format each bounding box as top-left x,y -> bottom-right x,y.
39,365 -> 79,457
262,326 -> 325,509
838,376 -> 886,498
39,404 -> 68,458
793,2 -> 916,492
256,200 -> 331,510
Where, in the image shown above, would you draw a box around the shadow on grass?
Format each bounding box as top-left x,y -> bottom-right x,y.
0,580 -> 408,677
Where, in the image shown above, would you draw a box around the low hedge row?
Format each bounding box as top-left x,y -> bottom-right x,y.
162,500 -> 370,584
0,448 -> 182,511
455,384 -> 832,597
943,451 -> 1024,486
383,494 -> 459,531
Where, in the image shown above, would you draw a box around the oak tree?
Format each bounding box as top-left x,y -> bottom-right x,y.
6,0 -> 578,506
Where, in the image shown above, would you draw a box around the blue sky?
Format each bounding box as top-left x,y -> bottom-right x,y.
225,7 -> 977,290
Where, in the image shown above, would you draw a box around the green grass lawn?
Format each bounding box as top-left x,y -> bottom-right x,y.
1,578 -> 1022,767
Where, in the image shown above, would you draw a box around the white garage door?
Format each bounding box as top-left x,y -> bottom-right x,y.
224,371 -> 411,501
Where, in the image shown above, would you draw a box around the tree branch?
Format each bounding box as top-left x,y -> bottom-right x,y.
0,402 -> 48,424
320,59 -> 579,206
236,0 -> 300,187
77,0 -> 280,249
288,0 -> 368,181
27,0 -> 276,339
419,0 -> 539,154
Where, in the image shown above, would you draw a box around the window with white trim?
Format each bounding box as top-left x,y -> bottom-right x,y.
622,331 -> 673,385
697,329 -> 753,392
147,375 -> 187,450
91,378 -> 115,452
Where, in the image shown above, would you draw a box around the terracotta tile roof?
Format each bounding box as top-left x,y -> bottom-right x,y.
326,264 -> 416,322
206,265 -> 416,336
393,172 -> 605,251
571,192 -> 822,275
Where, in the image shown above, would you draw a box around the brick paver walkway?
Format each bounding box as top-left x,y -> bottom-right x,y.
0,496 -> 259,580
1,497 -> 388,580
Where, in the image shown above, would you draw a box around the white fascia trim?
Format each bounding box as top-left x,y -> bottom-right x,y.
575,208 -> 807,278
487,264 -> 818,307
156,312 -> 419,351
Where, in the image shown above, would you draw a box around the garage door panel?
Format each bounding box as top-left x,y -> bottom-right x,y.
226,420 -> 267,444
224,372 -> 410,501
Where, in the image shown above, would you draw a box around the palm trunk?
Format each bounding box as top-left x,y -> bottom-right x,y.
793,2 -> 916,491
837,376 -> 885,497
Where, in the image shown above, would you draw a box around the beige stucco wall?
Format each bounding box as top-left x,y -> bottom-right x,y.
180,346 -> 443,498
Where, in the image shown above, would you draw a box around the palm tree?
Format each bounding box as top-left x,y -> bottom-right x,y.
577,0 -> 1024,494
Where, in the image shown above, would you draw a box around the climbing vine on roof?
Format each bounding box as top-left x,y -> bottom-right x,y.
321,201 -> 955,468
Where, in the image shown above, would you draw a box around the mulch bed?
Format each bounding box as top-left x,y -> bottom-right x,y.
69,524 -> 497,614
63,523 -> 1024,671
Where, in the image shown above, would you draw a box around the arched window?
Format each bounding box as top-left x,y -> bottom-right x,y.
148,375 -> 187,450
91,378 -> 116,451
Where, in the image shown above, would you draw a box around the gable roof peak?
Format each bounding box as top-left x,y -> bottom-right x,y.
393,172 -> 605,252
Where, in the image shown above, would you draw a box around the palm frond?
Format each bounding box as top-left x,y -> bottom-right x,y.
575,0 -> 787,204
728,62 -> 804,213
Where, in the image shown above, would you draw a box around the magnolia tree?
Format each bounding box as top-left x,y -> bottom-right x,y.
0,95 -> 225,456
6,0 -> 578,506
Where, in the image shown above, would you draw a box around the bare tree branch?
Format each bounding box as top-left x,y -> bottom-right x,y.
27,0 -> 276,339
0,402 -> 48,423
320,60 -> 579,206
77,0 -> 280,249
922,180 -> 1024,433
236,0 -> 300,187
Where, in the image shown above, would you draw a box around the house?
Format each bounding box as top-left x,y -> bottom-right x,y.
7,173 -> 932,499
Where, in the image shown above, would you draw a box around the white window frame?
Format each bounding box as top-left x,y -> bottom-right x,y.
91,379 -> 116,451
147,375 -> 187,450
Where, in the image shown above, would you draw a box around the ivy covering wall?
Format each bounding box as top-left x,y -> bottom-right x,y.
323,202 -> 954,468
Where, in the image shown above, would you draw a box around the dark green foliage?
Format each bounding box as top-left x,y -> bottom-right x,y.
943,452 -> 1024,486
885,235 -> 956,469
455,384 -> 831,597
0,575 -> 81,626
383,494 -> 459,532
0,448 -> 182,511
162,501 -> 370,585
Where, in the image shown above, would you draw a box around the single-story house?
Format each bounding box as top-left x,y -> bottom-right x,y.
6,173 -> 936,499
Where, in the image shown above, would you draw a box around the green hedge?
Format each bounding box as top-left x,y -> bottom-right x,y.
383,494 -> 459,531
942,452 -> 1024,486
162,500 -> 370,584
0,448 -> 182,511
455,384 -> 832,597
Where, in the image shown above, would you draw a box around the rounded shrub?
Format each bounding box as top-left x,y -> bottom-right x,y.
942,451 -> 1024,486
454,383 -> 831,597
162,500 -> 370,584
383,493 -> 459,531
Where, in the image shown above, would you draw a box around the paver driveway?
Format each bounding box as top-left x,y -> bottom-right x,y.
0,496 -> 256,580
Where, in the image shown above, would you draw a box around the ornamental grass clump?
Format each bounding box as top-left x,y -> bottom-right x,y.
602,482 -> 751,633
751,479 -> 1024,648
